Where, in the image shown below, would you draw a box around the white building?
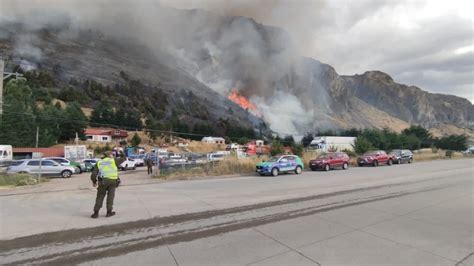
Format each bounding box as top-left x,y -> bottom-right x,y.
201,136 -> 226,145
310,136 -> 357,152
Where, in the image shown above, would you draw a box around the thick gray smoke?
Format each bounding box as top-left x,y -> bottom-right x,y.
0,0 -> 332,135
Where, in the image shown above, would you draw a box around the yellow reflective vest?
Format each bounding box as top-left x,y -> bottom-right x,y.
97,158 -> 119,179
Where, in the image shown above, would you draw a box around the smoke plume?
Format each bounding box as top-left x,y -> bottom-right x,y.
0,0 -> 333,135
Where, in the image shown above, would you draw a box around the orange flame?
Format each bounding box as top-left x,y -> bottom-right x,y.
228,90 -> 259,114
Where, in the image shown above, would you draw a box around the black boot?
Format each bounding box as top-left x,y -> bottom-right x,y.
106,210 -> 116,217
91,211 -> 99,218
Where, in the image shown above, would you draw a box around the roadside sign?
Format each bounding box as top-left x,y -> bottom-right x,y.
32,152 -> 43,159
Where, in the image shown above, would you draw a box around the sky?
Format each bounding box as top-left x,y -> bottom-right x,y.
164,0 -> 474,102
1,0 -> 472,102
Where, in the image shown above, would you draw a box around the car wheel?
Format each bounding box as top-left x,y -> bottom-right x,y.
271,168 -> 279,176
295,166 -> 302,174
358,163 -> 363,167
259,173 -> 265,176
408,158 -> 413,164
387,159 -> 393,166
324,164 -> 330,171
132,166 -> 136,170
123,165 -> 127,171
310,167 -> 317,171
397,159 -> 401,164
61,170 -> 72,178
342,162 -> 349,170
373,160 -> 378,167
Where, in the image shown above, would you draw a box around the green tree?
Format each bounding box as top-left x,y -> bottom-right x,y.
270,139 -> 284,156
58,102 -> 87,142
283,135 -> 295,147
0,79 -> 37,146
399,134 -> 421,150
90,104 -> 114,126
131,132 -> 141,147
301,133 -> 314,148
402,125 -> 433,148
436,135 -> 468,151
352,137 -> 373,154
293,144 -> 304,157
238,137 -> 249,145
145,118 -> 161,141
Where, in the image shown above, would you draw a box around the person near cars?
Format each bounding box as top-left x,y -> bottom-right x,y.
90,150 -> 126,218
146,156 -> 153,175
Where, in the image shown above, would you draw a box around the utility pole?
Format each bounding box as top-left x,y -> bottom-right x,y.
36,126 -> 39,148
0,59 -> 4,116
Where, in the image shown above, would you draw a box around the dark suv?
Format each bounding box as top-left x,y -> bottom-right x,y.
357,150 -> 392,167
389,149 -> 414,164
309,152 -> 350,171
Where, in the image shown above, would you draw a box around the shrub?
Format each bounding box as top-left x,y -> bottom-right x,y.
445,150 -> 453,158
352,137 -> 373,154
0,173 -> 47,187
342,149 -> 357,158
271,139 -> 284,156
293,144 -> 304,157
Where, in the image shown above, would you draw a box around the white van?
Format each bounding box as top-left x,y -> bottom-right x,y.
0,145 -> 13,166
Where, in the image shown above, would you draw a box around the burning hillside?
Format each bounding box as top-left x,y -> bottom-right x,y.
228,90 -> 261,116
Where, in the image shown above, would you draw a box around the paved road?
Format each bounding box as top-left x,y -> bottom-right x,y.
0,159 -> 473,265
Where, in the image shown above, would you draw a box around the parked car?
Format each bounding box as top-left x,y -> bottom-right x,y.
133,157 -> 145,166
83,159 -> 100,171
44,157 -> 85,174
309,152 -> 350,171
7,159 -> 75,178
256,155 -> 304,176
389,149 -> 414,164
120,157 -> 137,171
83,159 -> 99,165
357,151 -> 392,167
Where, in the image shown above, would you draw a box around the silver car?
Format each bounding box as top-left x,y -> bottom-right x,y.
7,159 -> 76,178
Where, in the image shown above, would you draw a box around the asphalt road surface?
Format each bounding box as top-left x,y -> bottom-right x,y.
0,159 -> 473,265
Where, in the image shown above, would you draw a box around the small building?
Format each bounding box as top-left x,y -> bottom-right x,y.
201,136 -> 226,145
13,147 -> 64,160
84,128 -> 128,143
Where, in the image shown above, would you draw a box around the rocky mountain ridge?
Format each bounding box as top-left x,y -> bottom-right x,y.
0,7 -> 472,137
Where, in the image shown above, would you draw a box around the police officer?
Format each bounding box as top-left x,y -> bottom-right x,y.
146,155 -> 153,175
90,150 -> 126,218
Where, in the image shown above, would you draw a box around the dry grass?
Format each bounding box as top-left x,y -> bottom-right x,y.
0,173 -> 49,187
413,149 -> 465,162
159,156 -> 268,180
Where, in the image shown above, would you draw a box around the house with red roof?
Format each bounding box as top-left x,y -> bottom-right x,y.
84,128 -> 128,143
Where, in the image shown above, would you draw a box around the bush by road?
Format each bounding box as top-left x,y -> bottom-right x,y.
0,173 -> 48,187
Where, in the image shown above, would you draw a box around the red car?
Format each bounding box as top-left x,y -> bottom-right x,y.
357,150 -> 392,167
309,152 -> 350,171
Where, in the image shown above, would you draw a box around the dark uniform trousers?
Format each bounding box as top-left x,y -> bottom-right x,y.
147,163 -> 153,174
94,178 -> 117,212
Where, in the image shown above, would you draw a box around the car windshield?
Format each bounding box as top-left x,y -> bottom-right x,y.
392,150 -> 402,155
318,154 -> 333,159
11,160 -> 24,166
267,156 -> 280,162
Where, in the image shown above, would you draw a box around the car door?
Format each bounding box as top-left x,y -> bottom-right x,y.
287,156 -> 297,170
26,160 -> 40,174
402,150 -> 411,162
333,153 -> 343,167
41,160 -> 59,174
378,152 -> 387,163
278,157 -> 290,171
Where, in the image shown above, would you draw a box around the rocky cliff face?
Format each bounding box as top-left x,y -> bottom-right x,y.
0,7 -> 472,135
